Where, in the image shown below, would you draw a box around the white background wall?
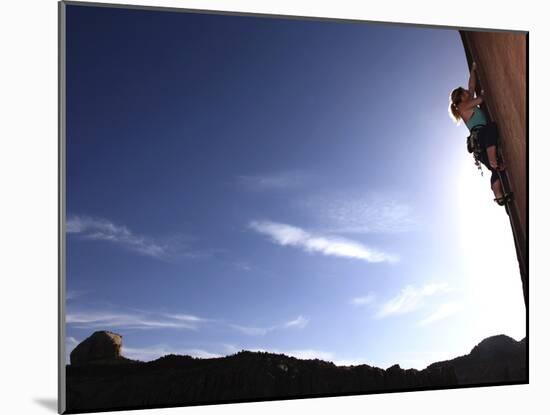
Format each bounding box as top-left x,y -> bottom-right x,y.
0,0 -> 547,414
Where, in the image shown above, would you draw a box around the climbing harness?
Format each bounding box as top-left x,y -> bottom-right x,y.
466,127 -> 484,176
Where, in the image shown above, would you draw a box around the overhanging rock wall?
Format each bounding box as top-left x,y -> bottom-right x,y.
459,30 -> 527,305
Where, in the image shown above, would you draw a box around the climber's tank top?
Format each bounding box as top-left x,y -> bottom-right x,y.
465,106 -> 488,131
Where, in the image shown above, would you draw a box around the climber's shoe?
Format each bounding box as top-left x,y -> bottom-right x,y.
490,160 -> 506,172
494,192 -> 514,206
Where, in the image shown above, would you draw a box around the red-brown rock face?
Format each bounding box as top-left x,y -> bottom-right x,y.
460,31 -> 527,305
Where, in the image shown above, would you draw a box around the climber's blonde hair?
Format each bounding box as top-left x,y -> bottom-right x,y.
449,87 -> 464,124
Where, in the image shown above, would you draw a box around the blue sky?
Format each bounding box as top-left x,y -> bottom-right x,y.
65,5 -> 525,369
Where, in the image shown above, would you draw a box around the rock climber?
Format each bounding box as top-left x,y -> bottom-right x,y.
448,61 -> 510,206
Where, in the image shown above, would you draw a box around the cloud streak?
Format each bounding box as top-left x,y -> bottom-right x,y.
375,283 -> 451,319
66,289 -> 88,301
229,315 -> 310,336
66,310 -> 206,331
284,315 -> 309,329
67,215 -> 171,259
249,220 -> 398,263
296,191 -> 418,234
350,293 -> 376,307
236,170 -> 308,191
417,302 -> 462,327
229,324 -> 271,336
67,306 -> 307,337
66,215 -> 207,261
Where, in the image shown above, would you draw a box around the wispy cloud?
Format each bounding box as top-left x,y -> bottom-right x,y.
229,315 -> 310,336
249,220 -> 398,263
350,293 -> 376,307
229,324 -> 272,336
67,215 -> 170,259
66,215 -> 204,261
283,315 -> 309,329
67,306 -> 306,337
296,191 -> 418,234
163,313 -> 209,323
66,310 -> 207,331
233,261 -> 252,272
236,170 -> 308,191
417,302 -> 462,327
66,289 -> 88,301
375,283 -> 451,319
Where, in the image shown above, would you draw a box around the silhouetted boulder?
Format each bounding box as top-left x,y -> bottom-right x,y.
70,331 -> 126,366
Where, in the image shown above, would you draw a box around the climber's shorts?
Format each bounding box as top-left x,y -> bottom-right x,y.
475,122 -> 499,149
472,122 -> 500,186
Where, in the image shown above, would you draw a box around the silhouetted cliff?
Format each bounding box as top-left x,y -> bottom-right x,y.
65,332 -> 526,413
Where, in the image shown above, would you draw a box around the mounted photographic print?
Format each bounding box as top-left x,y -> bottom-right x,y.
58,1 -> 528,413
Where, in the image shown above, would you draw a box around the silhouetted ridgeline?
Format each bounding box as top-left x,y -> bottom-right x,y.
65,331 -> 526,413
428,334 -> 526,384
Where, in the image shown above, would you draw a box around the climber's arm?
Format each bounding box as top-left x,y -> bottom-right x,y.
468,61 -> 478,96
459,95 -> 484,111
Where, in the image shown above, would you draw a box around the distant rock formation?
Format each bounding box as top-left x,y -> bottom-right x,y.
428,334 -> 526,384
69,331 -> 130,366
65,332 -> 526,412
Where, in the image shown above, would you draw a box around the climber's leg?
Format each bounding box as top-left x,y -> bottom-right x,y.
491,177 -> 504,199
490,169 -> 506,207
486,145 -> 499,170
481,123 -> 505,171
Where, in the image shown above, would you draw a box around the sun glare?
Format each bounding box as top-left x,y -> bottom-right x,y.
457,155 -> 526,341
